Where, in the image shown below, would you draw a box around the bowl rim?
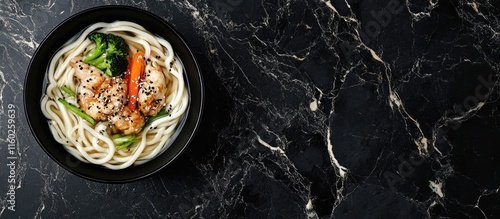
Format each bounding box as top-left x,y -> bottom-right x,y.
24,5 -> 204,183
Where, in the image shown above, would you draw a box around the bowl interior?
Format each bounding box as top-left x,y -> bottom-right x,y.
24,6 -> 204,183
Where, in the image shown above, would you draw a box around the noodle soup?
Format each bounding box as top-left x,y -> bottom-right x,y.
41,21 -> 188,170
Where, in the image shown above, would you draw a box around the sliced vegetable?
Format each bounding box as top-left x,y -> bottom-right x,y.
123,61 -> 131,84
60,85 -> 76,97
111,134 -> 136,151
58,98 -> 96,126
127,51 -> 145,110
146,106 -> 170,125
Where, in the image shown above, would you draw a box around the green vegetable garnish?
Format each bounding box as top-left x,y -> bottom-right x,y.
146,107 -> 170,125
83,32 -> 129,77
60,85 -> 76,97
58,98 -> 96,126
111,134 -> 136,151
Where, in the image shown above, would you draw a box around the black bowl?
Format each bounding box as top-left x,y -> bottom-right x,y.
24,6 -> 204,183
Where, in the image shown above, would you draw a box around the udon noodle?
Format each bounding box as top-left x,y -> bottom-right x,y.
41,21 -> 188,169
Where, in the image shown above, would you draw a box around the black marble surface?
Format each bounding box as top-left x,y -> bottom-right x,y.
1,0 -> 500,218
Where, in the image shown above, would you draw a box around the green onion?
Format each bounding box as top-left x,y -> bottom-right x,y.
111,134 -> 136,151
146,107 -> 170,125
60,85 -> 76,97
58,98 -> 96,126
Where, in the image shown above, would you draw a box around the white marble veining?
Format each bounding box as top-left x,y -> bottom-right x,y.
1,0 -> 499,218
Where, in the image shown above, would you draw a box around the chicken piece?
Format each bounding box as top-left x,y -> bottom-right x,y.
71,58 -> 128,121
96,78 -> 128,115
71,57 -> 146,135
109,107 -> 145,135
138,60 -> 167,117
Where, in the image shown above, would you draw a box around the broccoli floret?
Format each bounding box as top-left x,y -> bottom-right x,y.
100,54 -> 128,77
105,34 -> 129,56
86,53 -> 127,77
83,33 -> 129,77
83,32 -> 107,62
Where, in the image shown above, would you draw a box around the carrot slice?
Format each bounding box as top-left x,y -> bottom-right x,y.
127,51 -> 144,110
